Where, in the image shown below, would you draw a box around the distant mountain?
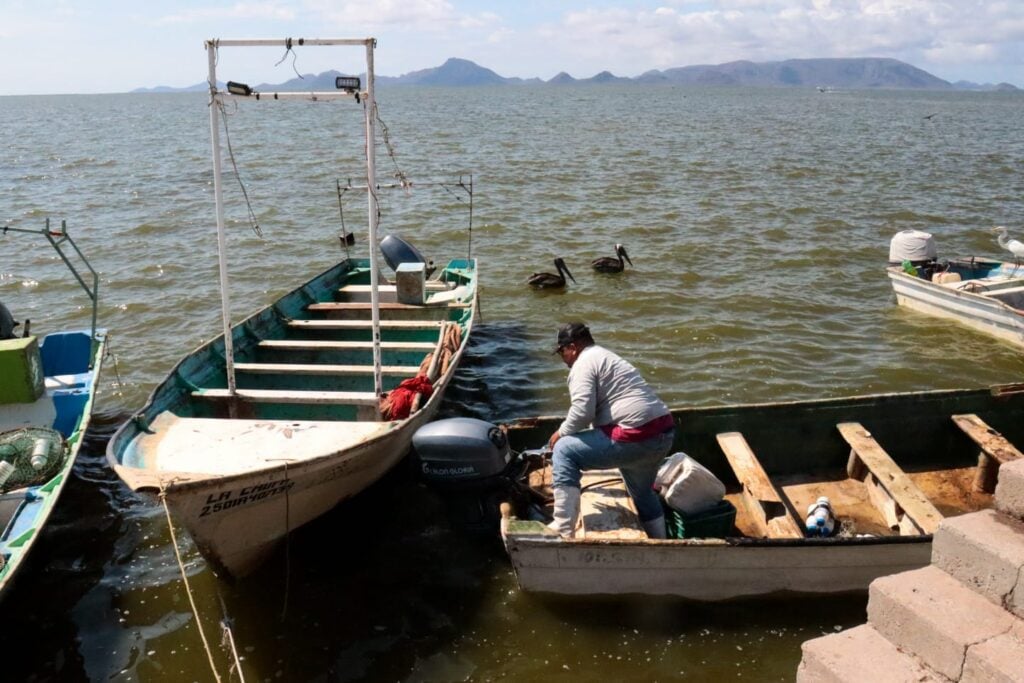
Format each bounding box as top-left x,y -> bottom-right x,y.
132,57 -> 1020,93
383,57 -> 505,86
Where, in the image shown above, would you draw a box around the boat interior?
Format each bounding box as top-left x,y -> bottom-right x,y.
514,389 -> 1024,543
115,258 -> 476,475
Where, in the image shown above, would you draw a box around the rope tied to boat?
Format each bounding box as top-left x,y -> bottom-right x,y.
159,486 -> 248,682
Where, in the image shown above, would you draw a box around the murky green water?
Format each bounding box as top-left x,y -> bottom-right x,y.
2,84 -> 1023,681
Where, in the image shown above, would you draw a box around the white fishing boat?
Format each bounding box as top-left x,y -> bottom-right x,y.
887,229 -> 1024,348
106,38 -> 478,578
1,220 -> 106,597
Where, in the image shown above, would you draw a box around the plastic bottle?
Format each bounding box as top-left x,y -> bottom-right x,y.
0,461 -> 15,487
30,438 -> 49,471
901,260 -> 919,277
805,496 -> 835,537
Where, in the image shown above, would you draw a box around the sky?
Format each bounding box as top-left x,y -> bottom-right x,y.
2,1 -> 1023,95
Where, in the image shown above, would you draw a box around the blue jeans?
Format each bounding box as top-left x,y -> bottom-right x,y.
552,428 -> 674,522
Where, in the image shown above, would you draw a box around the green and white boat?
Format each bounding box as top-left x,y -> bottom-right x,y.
1,220 -> 106,598
106,37 -> 478,578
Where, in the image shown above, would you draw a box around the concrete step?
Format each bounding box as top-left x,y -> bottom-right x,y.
797,624 -> 947,683
932,508 -> 1024,618
995,458 -> 1024,520
867,565 -> 1015,680
963,630 -> 1024,682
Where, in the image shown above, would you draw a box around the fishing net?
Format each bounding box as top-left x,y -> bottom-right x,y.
0,427 -> 67,494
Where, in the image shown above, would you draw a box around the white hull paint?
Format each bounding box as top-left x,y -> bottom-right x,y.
505,530 -> 931,599
118,325 -> 469,578
887,267 -> 1024,348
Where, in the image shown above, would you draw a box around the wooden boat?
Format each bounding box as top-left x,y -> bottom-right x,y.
106,38 -> 478,578
887,257 -> 1024,349
1,219 -> 106,597
499,384 -> 1024,600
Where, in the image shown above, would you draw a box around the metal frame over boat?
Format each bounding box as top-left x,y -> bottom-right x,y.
0,219 -> 106,597
106,38 -> 478,578
887,258 -> 1024,348
500,384 -> 1024,599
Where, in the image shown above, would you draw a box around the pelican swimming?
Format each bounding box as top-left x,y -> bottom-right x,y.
591,243 -> 633,273
993,226 -> 1024,266
528,258 -> 576,289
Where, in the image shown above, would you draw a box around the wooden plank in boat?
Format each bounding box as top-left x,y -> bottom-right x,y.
233,362 -> 420,376
287,320 -> 444,330
338,283 -> 450,294
579,470 -> 646,540
192,388 -> 378,405
258,340 -> 436,351
837,422 -> 943,535
306,302 -> 470,311
716,432 -> 803,539
952,413 -> 1024,493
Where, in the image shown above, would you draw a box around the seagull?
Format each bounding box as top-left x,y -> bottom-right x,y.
993,226 -> 1024,266
527,258 -> 576,289
591,243 -> 633,273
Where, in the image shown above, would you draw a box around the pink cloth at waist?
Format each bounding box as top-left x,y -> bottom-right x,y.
599,413 -> 675,443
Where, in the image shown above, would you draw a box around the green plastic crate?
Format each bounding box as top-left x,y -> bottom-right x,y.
0,336 -> 44,405
663,499 -> 736,539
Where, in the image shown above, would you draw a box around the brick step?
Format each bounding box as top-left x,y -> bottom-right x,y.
867,565 -> 1015,680
932,508 -> 1024,618
995,459 -> 1024,520
797,624 -> 945,683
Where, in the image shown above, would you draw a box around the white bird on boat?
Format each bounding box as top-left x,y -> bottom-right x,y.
993,226 -> 1024,265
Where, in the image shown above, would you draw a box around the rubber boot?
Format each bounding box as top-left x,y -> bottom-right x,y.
642,515 -> 667,539
548,486 -> 581,538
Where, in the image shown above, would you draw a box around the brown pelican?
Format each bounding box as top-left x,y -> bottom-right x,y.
528,258 -> 576,289
591,244 -> 633,273
993,226 -> 1024,266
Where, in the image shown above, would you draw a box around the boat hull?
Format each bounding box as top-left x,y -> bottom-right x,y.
505,529 -> 930,600
887,263 -> 1024,348
138,384 -> 451,577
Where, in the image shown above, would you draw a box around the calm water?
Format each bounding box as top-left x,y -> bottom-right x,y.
2,85 -> 1024,681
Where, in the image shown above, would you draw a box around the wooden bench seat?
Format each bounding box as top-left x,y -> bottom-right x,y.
232,362 -> 421,376
338,283 -> 450,294
716,432 -> 803,539
258,340 -> 436,351
287,319 -> 444,330
306,302 -> 469,312
578,470 -> 646,540
191,388 -> 378,406
952,413 -> 1024,493
837,422 -> 943,535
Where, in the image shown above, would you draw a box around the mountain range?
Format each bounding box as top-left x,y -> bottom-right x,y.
133,57 -> 1019,93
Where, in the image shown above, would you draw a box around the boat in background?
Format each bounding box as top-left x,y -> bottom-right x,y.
0,219 -> 106,598
106,37 -> 478,578
414,384 -> 1024,599
887,229 -> 1024,348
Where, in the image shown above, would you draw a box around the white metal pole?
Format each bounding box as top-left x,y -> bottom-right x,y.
207,41 -> 237,398
365,39 -> 383,414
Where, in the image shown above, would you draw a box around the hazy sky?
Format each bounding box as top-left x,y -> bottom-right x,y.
2,1 -> 1023,95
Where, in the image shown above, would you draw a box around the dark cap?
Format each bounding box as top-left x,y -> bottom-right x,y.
553,322 -> 590,353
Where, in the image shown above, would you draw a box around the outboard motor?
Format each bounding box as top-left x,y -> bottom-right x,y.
889,229 -> 939,279
413,417 -> 546,531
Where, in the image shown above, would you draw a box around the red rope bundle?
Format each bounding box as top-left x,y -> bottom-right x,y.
379,374 -> 434,420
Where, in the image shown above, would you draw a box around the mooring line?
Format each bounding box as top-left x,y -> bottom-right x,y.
159,487 -> 223,683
